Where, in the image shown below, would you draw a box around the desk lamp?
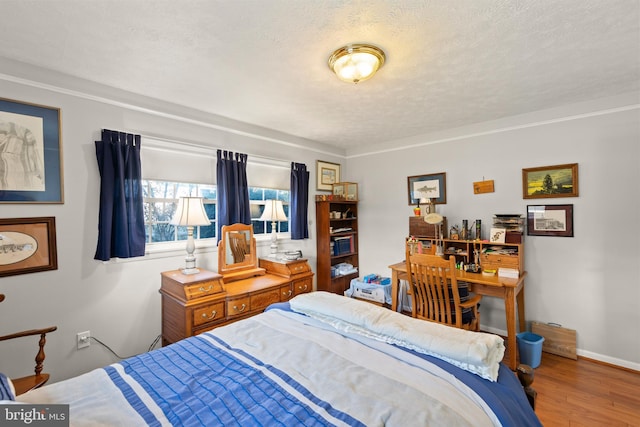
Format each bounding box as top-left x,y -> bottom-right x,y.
424,213 -> 444,256
259,200 -> 288,256
170,197 -> 211,274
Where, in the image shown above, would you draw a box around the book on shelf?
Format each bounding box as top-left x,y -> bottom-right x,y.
333,235 -> 353,255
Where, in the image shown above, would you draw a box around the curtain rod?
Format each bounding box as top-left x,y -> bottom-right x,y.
140,133 -> 291,169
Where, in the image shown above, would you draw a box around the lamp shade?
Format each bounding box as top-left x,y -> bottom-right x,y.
170,197 -> 211,226
259,200 -> 288,222
424,213 -> 443,225
328,44 -> 385,84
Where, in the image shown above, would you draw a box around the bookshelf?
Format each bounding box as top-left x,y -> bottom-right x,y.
316,200 -> 359,294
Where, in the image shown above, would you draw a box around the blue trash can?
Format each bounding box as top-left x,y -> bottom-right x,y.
517,332 -> 545,368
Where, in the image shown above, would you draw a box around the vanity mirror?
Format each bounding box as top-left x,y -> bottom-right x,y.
217,223 -> 265,282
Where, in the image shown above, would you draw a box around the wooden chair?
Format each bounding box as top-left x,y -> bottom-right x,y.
405,253 -> 482,331
0,294 -> 57,396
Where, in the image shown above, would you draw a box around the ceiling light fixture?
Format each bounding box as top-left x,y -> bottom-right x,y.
328,43 -> 386,84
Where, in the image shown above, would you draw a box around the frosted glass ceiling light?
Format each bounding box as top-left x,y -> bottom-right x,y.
328,44 -> 386,84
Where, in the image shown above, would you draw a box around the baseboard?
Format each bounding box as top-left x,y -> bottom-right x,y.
480,325 -> 640,373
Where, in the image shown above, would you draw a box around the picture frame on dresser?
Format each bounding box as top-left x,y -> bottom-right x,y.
526,204 -> 574,237
0,216 -> 58,277
0,98 -> 64,203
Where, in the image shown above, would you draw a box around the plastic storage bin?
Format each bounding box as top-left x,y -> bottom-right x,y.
517,332 -> 545,368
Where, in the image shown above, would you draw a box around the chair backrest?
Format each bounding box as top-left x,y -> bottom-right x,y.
0,294 -> 57,396
405,253 -> 466,328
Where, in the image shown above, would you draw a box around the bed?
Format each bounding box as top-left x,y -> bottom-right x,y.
8,292 -> 541,426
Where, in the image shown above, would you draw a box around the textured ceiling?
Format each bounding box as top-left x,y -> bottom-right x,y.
0,0 -> 638,151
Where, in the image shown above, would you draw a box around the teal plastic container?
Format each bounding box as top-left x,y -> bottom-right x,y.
517,332 -> 545,368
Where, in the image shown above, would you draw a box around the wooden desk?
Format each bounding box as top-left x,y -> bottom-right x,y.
388,262 -> 526,370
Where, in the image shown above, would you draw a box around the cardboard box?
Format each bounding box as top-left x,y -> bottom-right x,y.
348,279 -> 391,304
531,322 -> 577,360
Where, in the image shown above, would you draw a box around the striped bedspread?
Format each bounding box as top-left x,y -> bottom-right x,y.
18,307 -> 541,426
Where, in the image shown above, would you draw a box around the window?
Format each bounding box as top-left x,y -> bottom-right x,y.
142,179 -> 290,244
142,180 -> 216,243
250,188 -> 290,235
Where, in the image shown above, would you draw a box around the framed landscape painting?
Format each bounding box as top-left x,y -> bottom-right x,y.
0,98 -> 63,203
522,163 -> 578,199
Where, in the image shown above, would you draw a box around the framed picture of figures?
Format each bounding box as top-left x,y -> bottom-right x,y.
0,98 -> 63,203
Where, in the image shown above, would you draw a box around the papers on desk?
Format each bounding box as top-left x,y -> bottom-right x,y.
483,246 -> 518,255
498,268 -> 519,278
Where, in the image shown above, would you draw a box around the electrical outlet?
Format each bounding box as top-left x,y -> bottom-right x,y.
77,331 -> 90,349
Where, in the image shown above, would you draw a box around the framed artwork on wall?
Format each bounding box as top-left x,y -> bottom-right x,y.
0,98 -> 64,203
522,163 -> 578,199
0,217 -> 58,277
526,204 -> 574,237
407,172 -> 446,205
316,160 -> 341,191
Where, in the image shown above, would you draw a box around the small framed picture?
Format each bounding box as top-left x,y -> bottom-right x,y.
316,160 -> 341,191
526,204 -> 574,237
0,217 -> 58,277
407,172 -> 447,205
489,227 -> 507,243
522,163 -> 578,199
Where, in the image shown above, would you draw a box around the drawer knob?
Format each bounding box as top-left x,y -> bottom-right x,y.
233,303 -> 247,313
283,289 -> 292,297
298,284 -> 308,291
201,310 -> 217,320
198,285 -> 214,293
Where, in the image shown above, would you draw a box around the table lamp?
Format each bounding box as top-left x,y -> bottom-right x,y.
259,200 -> 288,256
170,197 -> 211,274
424,212 -> 444,256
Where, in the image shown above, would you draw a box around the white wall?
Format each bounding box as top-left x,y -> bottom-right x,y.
347,92 -> 640,370
0,70 -> 343,383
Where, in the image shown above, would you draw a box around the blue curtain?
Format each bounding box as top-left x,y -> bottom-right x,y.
216,150 -> 250,238
94,129 -> 145,261
290,162 -> 309,239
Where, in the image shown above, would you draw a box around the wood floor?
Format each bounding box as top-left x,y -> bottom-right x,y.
503,351 -> 640,426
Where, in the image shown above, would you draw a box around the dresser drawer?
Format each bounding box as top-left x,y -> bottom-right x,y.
161,270 -> 224,301
184,279 -> 224,300
480,253 -> 519,270
192,301 -> 225,327
227,296 -> 251,318
280,284 -> 294,301
250,288 -> 281,311
293,278 -> 312,296
289,260 -> 311,275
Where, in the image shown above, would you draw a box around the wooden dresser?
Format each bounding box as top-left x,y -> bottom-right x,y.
160,259 -> 313,346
